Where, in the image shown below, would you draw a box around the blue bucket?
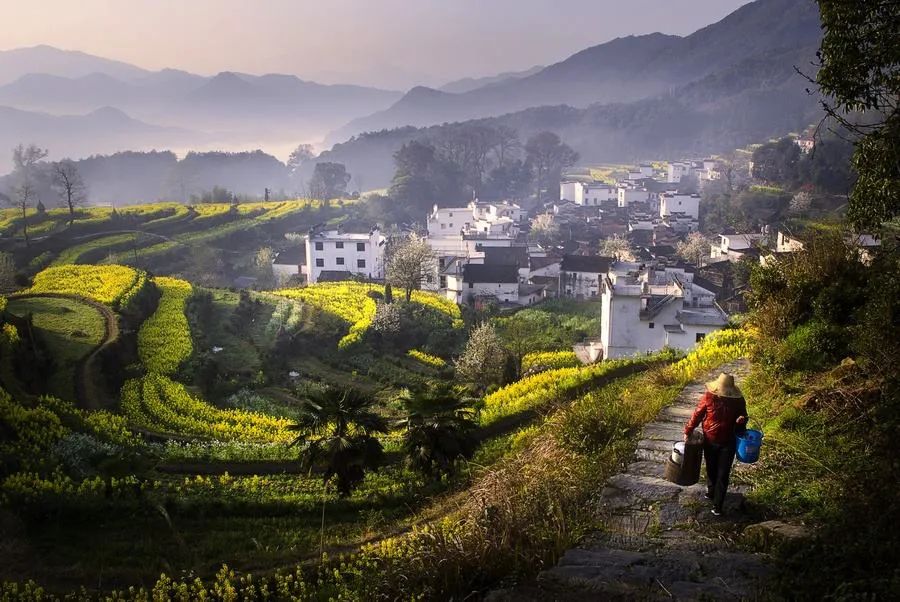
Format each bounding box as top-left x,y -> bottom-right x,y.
736,429 -> 763,463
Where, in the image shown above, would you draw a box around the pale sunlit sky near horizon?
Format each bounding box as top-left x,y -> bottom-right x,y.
0,0 -> 754,89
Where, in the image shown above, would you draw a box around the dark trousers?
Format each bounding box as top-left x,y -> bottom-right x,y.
703,441 -> 736,511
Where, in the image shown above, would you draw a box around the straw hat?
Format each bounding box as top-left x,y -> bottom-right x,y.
706,373 -> 742,398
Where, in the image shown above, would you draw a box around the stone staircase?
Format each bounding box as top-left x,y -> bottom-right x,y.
489,359 -> 771,601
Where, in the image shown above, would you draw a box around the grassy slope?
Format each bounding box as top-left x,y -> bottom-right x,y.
5,296 -> 106,400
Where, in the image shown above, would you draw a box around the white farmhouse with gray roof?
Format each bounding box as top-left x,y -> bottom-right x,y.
600,262 -> 728,360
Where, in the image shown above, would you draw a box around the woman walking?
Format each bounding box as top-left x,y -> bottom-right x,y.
684,373 -> 748,516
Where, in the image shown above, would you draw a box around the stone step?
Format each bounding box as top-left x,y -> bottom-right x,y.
641,423 -> 686,441
542,546 -> 771,601
637,438 -> 672,453
604,473 -> 684,503
636,447 -> 669,463
658,405 -> 695,421
626,460 -> 667,479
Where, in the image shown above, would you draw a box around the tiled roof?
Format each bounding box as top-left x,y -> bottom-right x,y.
560,254 -> 613,273
462,263 -> 519,284
484,245 -> 528,267
274,247 -> 306,265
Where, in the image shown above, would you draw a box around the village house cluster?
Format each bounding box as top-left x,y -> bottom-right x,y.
270,156 -> 871,362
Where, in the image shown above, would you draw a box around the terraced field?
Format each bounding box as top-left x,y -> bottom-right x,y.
4,296 -> 106,401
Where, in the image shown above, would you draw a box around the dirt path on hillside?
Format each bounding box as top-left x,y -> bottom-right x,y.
9,293 -> 119,410
489,359 -> 777,601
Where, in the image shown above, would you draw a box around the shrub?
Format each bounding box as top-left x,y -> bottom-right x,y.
773,320 -> 845,372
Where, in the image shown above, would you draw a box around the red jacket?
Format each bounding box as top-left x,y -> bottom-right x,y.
684,391 -> 748,446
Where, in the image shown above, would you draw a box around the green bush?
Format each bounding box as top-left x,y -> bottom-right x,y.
773,320 -> 846,372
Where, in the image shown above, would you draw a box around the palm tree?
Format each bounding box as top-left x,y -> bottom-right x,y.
289,387 -> 389,497
396,383 -> 478,480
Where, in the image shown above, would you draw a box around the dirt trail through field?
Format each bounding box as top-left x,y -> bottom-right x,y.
10,293 -> 119,410
489,359 -> 779,601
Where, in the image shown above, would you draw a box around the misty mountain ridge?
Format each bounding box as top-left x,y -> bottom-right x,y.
0,46 -> 404,157
327,0 -> 822,143
0,44 -> 149,85
438,65 -> 544,94
306,39 -> 822,190
0,104 -> 199,172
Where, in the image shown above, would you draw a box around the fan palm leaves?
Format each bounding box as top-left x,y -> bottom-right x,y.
289,387 -> 388,497
396,383 -> 478,480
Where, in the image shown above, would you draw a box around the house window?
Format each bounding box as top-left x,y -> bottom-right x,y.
357,259 -> 366,268
336,257 -> 345,265
315,258 -> 324,267
449,212 -> 453,217
649,322 -> 655,329
315,242 -> 323,251
335,242 -> 344,249
468,282 -> 474,289
441,223 -> 446,229
357,242 -> 365,252
696,333 -> 705,343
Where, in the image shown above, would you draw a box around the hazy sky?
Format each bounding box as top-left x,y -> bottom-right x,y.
0,0 -> 754,89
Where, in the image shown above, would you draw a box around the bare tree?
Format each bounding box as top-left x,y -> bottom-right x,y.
675,232 -> 712,267
386,234 -> 437,302
0,252 -> 17,293
492,125 -> 521,169
287,144 -> 315,174
600,234 -> 636,262
51,159 -> 87,223
525,132 -> 578,204
9,144 -> 48,247
529,213 -> 560,244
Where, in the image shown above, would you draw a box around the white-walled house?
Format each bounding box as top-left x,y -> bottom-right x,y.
600,264 -> 728,360
426,201 -> 521,259
559,254 -> 612,299
445,263 -> 519,305
667,162 -> 691,183
618,186 -> 653,208
659,192 -> 700,221
305,228 -> 386,284
560,182 -> 617,206
710,233 -> 766,262
560,181 -> 582,205
427,205 -> 472,235
582,184 -> 617,206
775,230 -> 806,253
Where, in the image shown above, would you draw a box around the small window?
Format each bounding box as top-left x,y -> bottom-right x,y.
315,258 -> 324,267
314,242 -> 323,251
335,242 -> 344,249
449,212 -> 453,217
357,242 -> 365,252
336,257 -> 345,265
696,333 -> 705,343
649,322 -> 655,329
441,223 -> 446,229
468,282 -> 474,289
357,259 -> 366,268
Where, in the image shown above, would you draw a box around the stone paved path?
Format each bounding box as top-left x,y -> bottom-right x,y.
489,359 -> 770,601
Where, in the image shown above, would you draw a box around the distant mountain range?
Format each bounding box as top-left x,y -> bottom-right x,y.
0,105 -> 200,168
0,0 -> 824,194
0,44 -> 148,84
0,46 -> 403,170
327,0 -> 822,144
